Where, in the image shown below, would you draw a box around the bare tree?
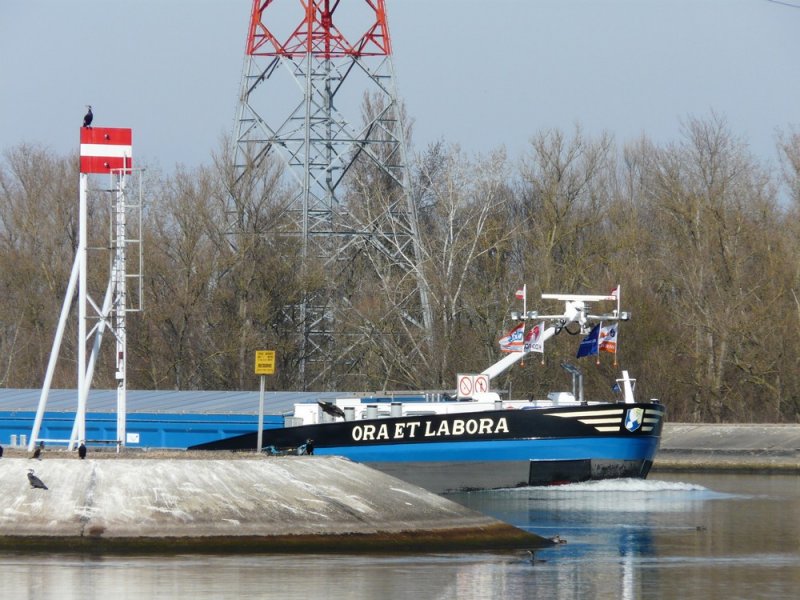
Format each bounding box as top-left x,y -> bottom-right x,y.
778,127 -> 800,207
0,145 -> 80,386
515,126 -> 616,290
4,118 -> 800,424
210,140 -> 307,390
409,144 -> 514,388
642,114 -> 781,421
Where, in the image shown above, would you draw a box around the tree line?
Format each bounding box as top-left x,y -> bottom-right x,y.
1,114 -> 799,423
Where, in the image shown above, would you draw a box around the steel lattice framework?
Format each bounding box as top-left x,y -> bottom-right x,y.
230,0 -> 431,389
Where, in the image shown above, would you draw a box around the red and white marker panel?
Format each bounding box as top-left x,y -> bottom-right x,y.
79,127 -> 132,174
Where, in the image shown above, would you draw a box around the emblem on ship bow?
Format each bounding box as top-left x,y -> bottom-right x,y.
624,408 -> 645,432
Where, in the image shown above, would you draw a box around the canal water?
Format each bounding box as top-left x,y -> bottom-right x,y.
2,473 -> 798,599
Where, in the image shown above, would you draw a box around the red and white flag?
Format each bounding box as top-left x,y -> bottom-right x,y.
524,321 -> 545,353
599,322 -> 618,354
80,127 -> 133,174
514,285 -> 526,300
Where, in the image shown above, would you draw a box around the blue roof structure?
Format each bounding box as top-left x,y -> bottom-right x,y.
0,388 -> 355,450
0,388 -> 351,415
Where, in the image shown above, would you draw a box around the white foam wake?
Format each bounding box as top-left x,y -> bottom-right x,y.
538,478 -> 707,493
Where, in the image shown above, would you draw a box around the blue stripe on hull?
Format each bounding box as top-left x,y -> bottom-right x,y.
314,436 -> 660,463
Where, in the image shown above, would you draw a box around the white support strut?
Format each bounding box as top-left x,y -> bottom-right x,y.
27,258 -> 80,452
77,172 -> 88,444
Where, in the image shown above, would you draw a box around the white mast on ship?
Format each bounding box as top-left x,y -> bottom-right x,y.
481,287 -> 627,381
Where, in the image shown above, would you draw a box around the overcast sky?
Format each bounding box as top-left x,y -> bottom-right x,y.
1,0 -> 798,173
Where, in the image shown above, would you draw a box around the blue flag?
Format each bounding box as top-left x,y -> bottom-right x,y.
576,324 -> 600,358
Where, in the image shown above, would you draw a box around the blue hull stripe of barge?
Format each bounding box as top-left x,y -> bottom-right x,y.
312,436 -> 660,463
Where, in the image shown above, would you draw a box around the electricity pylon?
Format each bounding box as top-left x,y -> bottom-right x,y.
230,0 -> 431,389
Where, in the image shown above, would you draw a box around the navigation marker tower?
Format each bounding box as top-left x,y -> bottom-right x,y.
29,126 -> 143,451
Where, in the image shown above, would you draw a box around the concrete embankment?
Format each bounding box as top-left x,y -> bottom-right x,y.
0,455 -> 548,554
654,423 -> 800,474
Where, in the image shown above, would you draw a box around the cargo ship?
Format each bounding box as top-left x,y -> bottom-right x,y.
192,287 -> 665,492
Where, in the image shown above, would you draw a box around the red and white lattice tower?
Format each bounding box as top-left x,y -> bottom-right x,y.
231,0 -> 431,388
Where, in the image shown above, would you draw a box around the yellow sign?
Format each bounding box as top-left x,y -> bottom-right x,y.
255,350 -> 276,375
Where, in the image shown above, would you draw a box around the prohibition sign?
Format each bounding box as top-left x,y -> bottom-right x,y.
458,375 -> 474,397
474,374 -> 489,394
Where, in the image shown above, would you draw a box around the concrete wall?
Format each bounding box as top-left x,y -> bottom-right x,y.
656,423 -> 800,472
0,455 -> 546,553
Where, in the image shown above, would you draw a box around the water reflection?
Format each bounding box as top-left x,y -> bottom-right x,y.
2,475 -> 799,599
0,552 -> 546,600
448,475 -> 800,599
